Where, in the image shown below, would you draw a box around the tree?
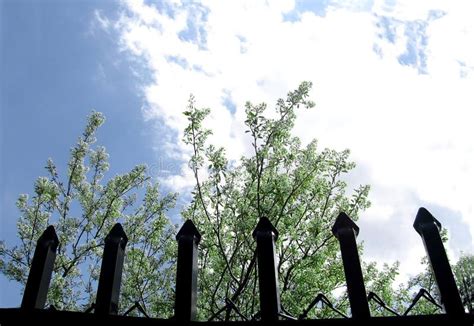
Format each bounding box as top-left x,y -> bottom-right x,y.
181,82 -> 397,320
1,83 -> 398,319
0,112 -> 178,316
394,256 -> 443,315
454,254 -> 473,314
393,247 -> 472,315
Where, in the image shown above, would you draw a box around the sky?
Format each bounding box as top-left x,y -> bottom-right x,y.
1,0 -> 473,308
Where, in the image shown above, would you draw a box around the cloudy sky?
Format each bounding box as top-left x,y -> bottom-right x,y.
1,0 -> 473,307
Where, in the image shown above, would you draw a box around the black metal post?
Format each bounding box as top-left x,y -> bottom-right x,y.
95,223 -> 128,315
332,212 -> 370,319
175,220 -> 201,322
21,226 -> 59,310
413,207 -> 465,316
252,217 -> 281,322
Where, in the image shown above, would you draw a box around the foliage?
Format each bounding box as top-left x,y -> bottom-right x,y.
454,254 -> 473,314
365,261 -> 400,316
394,256 -> 441,316
181,82 -> 396,320
394,253 -> 473,315
0,112 -> 177,316
1,83 -> 412,320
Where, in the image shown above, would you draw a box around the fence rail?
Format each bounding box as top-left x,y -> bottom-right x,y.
1,207 -> 472,325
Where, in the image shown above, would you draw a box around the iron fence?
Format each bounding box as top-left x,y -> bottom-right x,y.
0,207 -> 472,325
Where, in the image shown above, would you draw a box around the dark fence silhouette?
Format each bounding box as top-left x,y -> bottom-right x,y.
0,207 -> 472,325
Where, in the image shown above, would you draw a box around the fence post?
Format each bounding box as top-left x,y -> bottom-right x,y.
413,207 -> 465,316
252,217 -> 281,322
21,226 -> 59,310
95,223 -> 128,315
175,220 -> 201,322
332,212 -> 370,319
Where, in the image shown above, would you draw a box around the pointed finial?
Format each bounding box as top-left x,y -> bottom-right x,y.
38,225 -> 59,250
332,212 -> 360,239
252,217 -> 279,240
105,223 -> 128,249
176,220 -> 201,243
413,207 -> 442,236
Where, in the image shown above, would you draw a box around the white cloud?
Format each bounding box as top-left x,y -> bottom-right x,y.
93,9 -> 112,31
114,0 -> 474,284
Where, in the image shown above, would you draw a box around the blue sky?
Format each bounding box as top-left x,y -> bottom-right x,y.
1,0 -> 473,308
0,0 -> 160,305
